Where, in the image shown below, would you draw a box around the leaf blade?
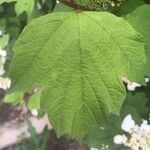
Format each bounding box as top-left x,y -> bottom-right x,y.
9,12 -> 147,138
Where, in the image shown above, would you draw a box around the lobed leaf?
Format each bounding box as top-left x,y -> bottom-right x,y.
9,12 -> 147,138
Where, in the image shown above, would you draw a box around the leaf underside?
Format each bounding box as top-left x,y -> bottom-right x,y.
9,12 -> 146,138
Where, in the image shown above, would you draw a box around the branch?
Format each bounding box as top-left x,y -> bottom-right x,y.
59,0 -> 89,11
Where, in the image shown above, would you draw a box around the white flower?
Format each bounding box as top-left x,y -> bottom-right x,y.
0,48 -> 7,57
7,78 -> 11,89
121,114 -> 135,133
31,108 -> 38,116
111,2 -> 115,7
113,135 -> 123,144
122,77 -> 141,91
145,77 -> 150,83
0,67 -> 5,76
0,77 -> 11,90
127,82 -> 141,91
114,114 -> 150,149
140,120 -> 150,132
1,57 -> 6,64
0,30 -> 2,36
56,0 -> 60,3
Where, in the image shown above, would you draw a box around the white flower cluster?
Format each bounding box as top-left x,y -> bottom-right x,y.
110,0 -> 126,7
0,30 -> 11,90
0,77 -> 11,90
114,114 -> 150,150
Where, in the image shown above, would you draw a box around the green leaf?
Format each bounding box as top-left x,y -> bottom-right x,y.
0,0 -> 17,5
4,92 -> 23,105
43,0 -> 56,12
28,92 -> 41,110
15,0 -> 35,17
54,3 -> 73,12
126,5 -> 150,75
9,12 -> 146,138
0,18 -> 6,29
115,0 -> 145,16
124,92 -> 149,117
0,34 -> 9,48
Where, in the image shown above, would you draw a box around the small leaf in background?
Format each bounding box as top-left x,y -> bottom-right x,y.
126,5 -> 150,75
4,92 -> 23,105
9,12 -> 147,138
0,5 -> 4,12
42,0 -> 56,12
15,0 -> 35,18
0,18 -> 6,30
28,91 -> 41,110
0,34 -> 9,48
27,121 -> 39,147
114,0 -> 145,16
124,92 -> 149,117
54,3 -> 73,12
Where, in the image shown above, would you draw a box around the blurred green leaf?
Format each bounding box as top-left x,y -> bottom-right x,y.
4,92 -> 23,105
54,3 -> 72,12
0,18 -> 6,29
124,92 -> 149,117
0,5 -> 3,12
28,92 -> 41,110
42,0 -> 56,12
15,0 -> 35,17
0,34 -> 9,48
27,121 -> 39,147
115,0 -> 145,16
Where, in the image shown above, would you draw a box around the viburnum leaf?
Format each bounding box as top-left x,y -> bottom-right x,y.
9,12 -> 147,138
126,5 -> 150,75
